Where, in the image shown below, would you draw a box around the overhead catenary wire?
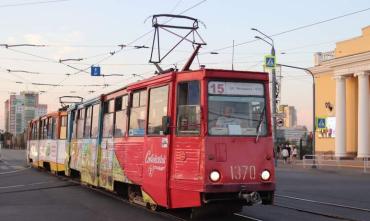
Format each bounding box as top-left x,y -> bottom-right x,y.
0,1 -> 209,97
205,6 -> 370,54
0,0 -> 71,8
45,0 -> 209,93
166,6 -> 370,72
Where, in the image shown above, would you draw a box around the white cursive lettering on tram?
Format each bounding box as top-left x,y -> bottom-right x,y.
145,150 -> 166,164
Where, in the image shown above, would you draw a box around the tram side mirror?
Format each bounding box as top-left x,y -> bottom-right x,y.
162,116 -> 171,135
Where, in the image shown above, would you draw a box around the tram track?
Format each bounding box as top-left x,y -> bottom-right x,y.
64,177 -> 259,221
274,194 -> 370,221
1,164 -> 261,221
276,194 -> 370,213
2,165 -> 366,221
12,163 -> 366,221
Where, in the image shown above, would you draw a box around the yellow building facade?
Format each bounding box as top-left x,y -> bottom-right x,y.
311,26 -> 370,158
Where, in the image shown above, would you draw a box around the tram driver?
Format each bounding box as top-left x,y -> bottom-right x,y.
216,105 -> 242,128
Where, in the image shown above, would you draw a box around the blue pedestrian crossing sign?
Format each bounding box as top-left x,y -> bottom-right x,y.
317,118 -> 326,129
264,55 -> 276,68
91,66 -> 101,76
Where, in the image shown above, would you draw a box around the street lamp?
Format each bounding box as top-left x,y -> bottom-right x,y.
252,28 -> 278,166
277,63 -> 317,168
252,28 -> 275,56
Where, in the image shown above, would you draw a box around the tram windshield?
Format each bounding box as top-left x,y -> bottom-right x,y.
208,81 -> 267,136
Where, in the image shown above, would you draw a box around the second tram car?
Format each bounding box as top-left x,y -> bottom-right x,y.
27,68 -> 275,213
27,110 -> 68,173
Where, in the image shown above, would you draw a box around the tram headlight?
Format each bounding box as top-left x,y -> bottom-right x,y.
261,170 -> 271,181
209,170 -> 221,182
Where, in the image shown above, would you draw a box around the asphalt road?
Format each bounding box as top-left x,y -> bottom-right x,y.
1,149 -> 369,221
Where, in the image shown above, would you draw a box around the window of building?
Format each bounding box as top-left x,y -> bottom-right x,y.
103,100 -> 114,138
60,115 -> 67,139
176,81 -> 201,135
77,108 -> 85,139
84,106 -> 92,138
148,86 -> 169,135
129,90 -> 147,136
114,95 -> 128,137
91,104 -> 100,138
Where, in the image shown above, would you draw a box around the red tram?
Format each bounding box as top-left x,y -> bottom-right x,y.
27,68 -> 275,214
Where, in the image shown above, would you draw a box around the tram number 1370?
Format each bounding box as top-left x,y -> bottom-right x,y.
230,165 -> 256,180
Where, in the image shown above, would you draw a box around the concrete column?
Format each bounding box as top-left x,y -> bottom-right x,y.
335,76 -> 347,157
356,72 -> 370,158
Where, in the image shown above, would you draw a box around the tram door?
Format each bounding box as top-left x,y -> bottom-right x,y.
143,84 -> 171,207
170,81 -> 202,208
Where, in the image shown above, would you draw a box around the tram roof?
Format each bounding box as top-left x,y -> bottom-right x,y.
103,68 -> 268,97
63,68 -> 269,110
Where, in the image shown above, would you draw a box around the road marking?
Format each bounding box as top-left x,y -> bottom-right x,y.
0,166 -> 30,175
276,194 -> 370,213
0,181 -> 54,189
234,213 -> 263,221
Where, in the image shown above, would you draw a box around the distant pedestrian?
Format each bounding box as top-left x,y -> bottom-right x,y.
277,144 -> 281,159
292,147 -> 298,161
292,147 -> 298,163
282,148 -> 289,164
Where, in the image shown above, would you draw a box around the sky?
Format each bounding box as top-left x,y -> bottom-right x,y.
1,0 -> 370,131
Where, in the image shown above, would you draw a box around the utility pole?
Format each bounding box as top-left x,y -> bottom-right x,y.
269,45 -> 278,161
276,63 -> 316,168
252,28 -> 278,166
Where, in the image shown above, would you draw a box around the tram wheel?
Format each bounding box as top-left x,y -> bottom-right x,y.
128,186 -> 136,203
147,202 -> 158,211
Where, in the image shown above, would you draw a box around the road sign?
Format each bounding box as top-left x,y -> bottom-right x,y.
91,66 -> 101,76
264,55 -> 276,68
317,118 -> 326,128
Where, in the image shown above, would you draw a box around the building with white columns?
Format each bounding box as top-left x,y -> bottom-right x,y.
310,26 -> 370,158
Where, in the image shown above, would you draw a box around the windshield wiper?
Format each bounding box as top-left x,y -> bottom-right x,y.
255,105 -> 266,143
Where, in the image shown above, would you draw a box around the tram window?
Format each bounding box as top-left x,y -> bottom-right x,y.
42,119 -> 48,139
91,104 -> 100,138
72,111 -> 77,139
47,117 -> 55,139
60,116 -> 67,139
53,118 -> 57,139
40,120 -> 43,139
29,124 -> 33,140
84,106 -> 92,138
36,122 -> 40,140
77,108 -> 85,139
114,95 -> 128,137
47,118 -> 52,139
129,90 -> 147,136
207,82 -> 266,136
31,123 -> 34,140
36,122 -> 39,140
176,81 -> 201,135
148,86 -> 169,135
103,100 -> 114,138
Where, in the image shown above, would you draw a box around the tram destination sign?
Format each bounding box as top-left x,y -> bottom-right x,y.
208,81 -> 264,96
